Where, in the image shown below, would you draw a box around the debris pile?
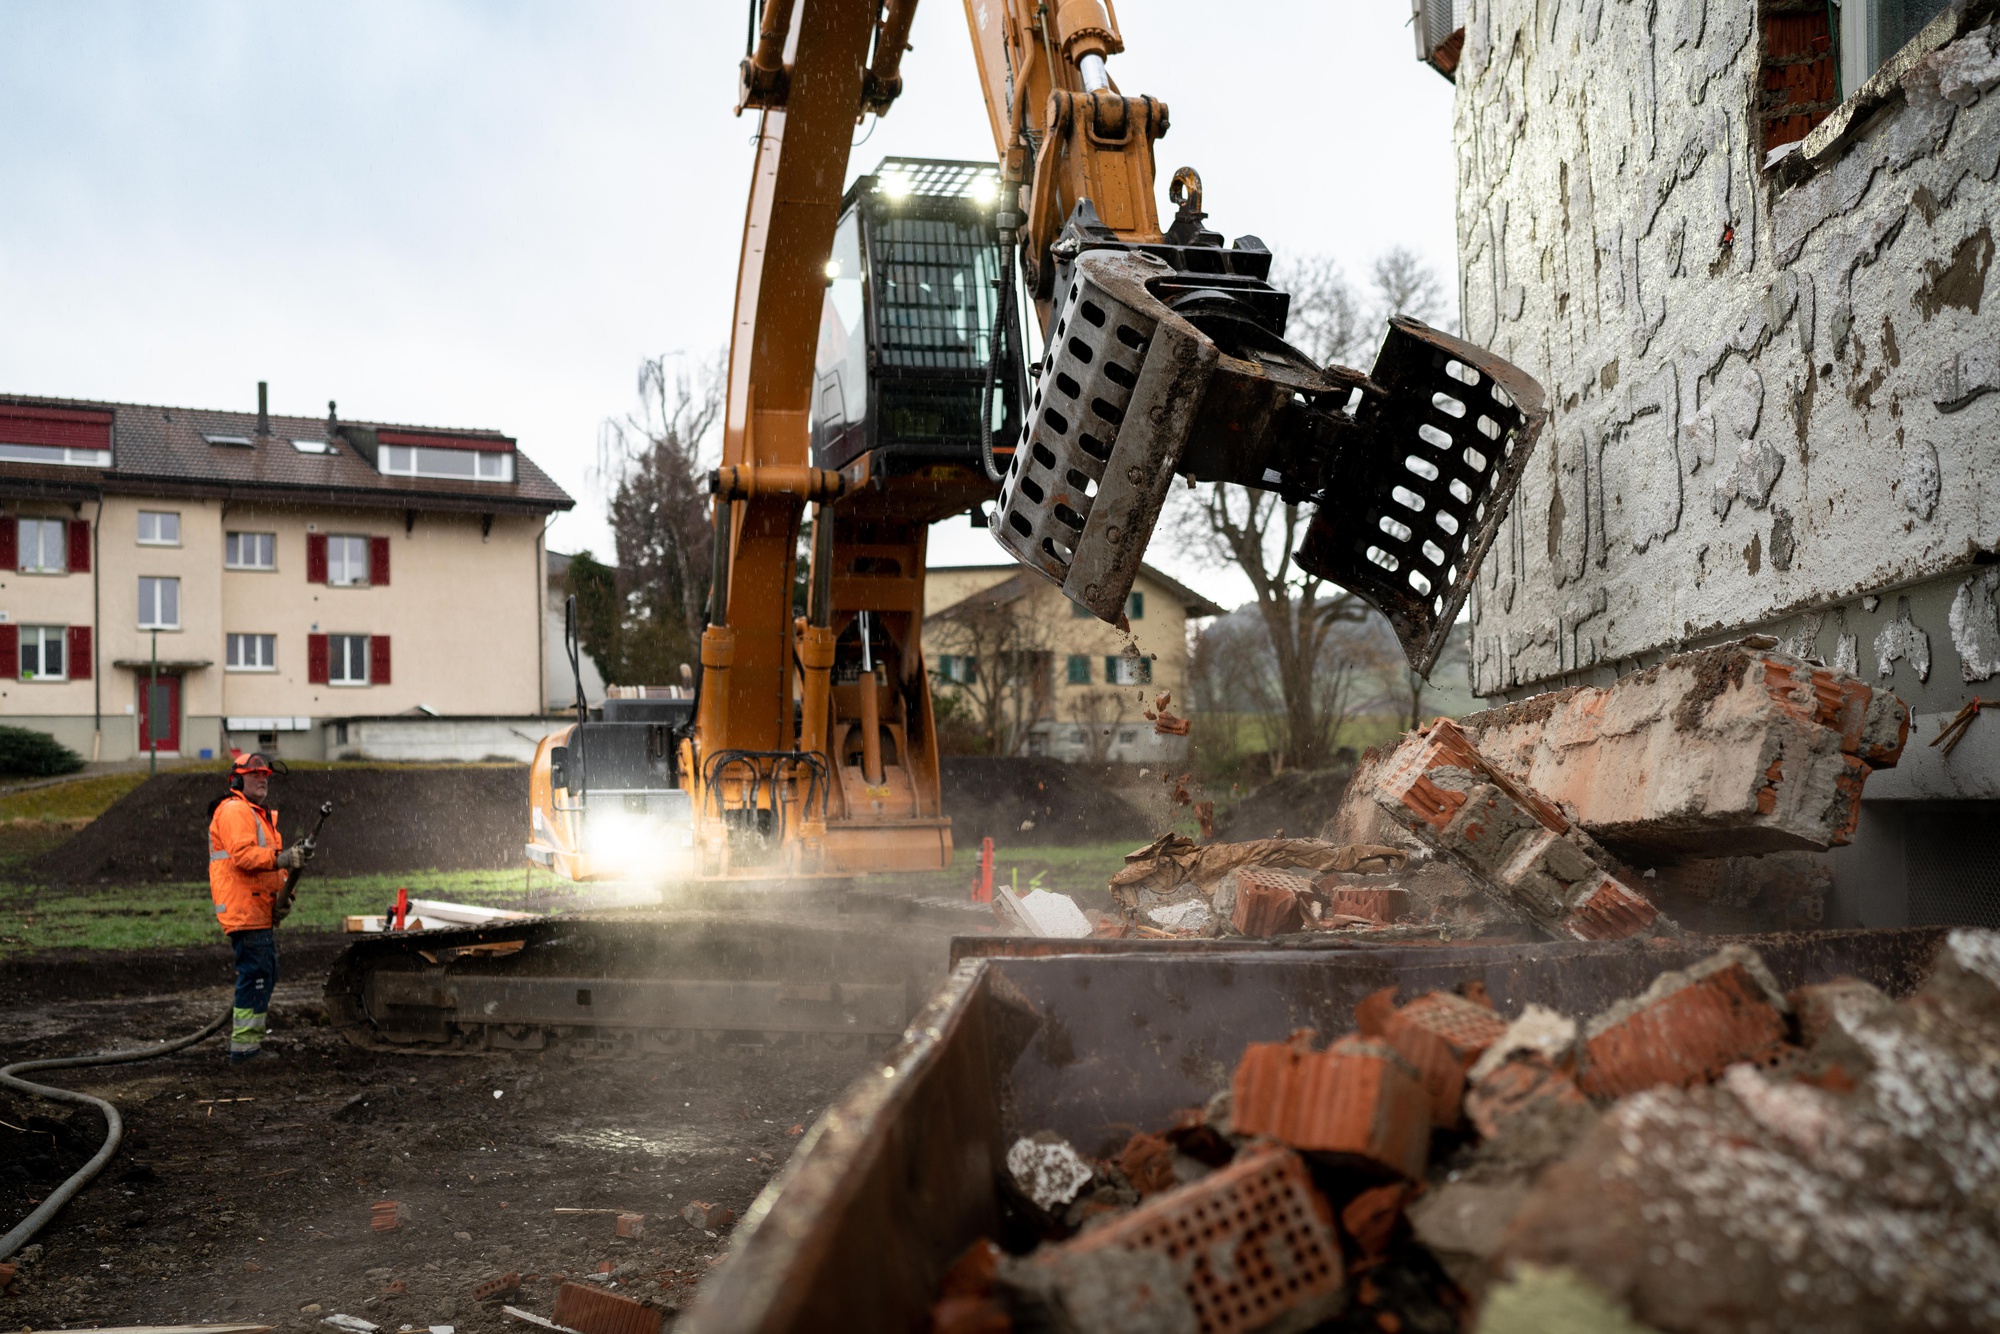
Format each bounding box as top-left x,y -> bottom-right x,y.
926,930 -> 2000,1333
1100,641 -> 1912,943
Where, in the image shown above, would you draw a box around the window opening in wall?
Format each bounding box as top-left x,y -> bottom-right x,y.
935,654 -> 977,684
329,634 -> 370,685
335,722 -> 350,745
19,626 -> 66,680
1067,654 -> 1091,685
1127,591 -> 1145,620
18,518 -> 67,573
1836,0 -> 1953,96
225,532 -> 276,569
138,576 -> 180,629
137,510 -> 180,545
327,535 -> 369,586
1105,654 -> 1152,686
226,633 -> 277,671
1761,0 -> 1839,156
379,444 -> 514,482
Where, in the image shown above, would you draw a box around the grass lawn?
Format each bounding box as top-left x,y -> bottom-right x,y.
0,770 -> 159,823
0,843 -> 1145,955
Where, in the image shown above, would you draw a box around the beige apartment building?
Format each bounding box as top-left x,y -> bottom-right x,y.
0,391 -> 571,762
923,562 -> 1223,762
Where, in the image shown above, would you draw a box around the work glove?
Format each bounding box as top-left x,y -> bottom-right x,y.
297,837 -> 317,862
274,846 -> 307,871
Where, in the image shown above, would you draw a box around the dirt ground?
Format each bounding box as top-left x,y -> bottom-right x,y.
0,927 -> 948,1330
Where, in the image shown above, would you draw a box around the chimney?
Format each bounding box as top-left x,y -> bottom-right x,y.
256,381 -> 269,436
328,399 -> 338,435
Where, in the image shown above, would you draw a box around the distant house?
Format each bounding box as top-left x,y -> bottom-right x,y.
923,562 -> 1224,762
0,389 -> 572,761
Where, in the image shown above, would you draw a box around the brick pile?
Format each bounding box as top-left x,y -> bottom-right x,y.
932,931 -> 2000,1333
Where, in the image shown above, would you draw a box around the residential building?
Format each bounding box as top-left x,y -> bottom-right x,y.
1429,0 -> 2000,924
923,562 -> 1223,762
0,389 -> 572,761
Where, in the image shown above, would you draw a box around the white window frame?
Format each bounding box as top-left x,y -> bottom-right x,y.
378,443 -> 515,483
17,517 -> 67,574
226,633 -> 277,672
138,576 -> 181,630
326,534 -> 370,586
137,510 -> 181,546
18,625 -> 67,682
328,633 -> 370,686
0,442 -> 110,468
225,531 -> 277,570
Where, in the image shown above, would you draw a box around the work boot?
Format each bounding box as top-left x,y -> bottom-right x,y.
226,1047 -> 276,1066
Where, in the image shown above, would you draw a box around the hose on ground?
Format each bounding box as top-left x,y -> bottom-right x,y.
0,1008 -> 230,1260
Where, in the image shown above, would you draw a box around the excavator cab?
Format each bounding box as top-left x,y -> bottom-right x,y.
813,157 -> 1026,483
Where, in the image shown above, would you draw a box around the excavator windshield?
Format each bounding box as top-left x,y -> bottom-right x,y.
813,157 -> 1023,476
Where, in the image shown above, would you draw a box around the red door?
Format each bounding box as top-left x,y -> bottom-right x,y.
137,673 -> 181,754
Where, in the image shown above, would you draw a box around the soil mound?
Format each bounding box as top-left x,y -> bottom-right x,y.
941,756 -> 1152,846
29,766 -> 528,884
1214,766 -> 1355,841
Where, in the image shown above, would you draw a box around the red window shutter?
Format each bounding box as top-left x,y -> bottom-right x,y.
306,532 -> 328,583
369,634 -> 391,685
0,517 -> 15,571
307,633 -> 329,685
66,518 -> 91,574
67,626 -> 91,680
0,625 -> 17,679
369,535 -> 390,587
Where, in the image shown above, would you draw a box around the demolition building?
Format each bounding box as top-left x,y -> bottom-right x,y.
1430,0 -> 2000,926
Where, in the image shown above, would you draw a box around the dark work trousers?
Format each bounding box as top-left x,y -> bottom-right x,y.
227,928 -> 278,1060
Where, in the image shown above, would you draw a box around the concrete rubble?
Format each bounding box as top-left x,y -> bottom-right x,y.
927,930 -> 2000,1334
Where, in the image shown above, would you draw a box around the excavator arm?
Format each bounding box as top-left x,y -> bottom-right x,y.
695,0 -> 1545,877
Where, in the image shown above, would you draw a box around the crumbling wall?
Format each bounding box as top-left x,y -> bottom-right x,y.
1452,0 -> 2000,713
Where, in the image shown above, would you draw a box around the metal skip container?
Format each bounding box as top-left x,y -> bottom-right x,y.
680,927 -> 1952,1333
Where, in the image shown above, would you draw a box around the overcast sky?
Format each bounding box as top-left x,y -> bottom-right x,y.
0,1 -> 1459,606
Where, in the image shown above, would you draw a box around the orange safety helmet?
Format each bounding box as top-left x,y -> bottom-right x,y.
229,752 -> 285,789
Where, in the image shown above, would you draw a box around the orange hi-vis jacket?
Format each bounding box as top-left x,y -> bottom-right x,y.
209,791 -> 286,933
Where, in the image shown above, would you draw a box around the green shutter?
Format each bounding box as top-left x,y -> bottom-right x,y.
1127,591 -> 1145,619
1138,656 -> 1153,684
1067,654 -> 1090,685
1071,599 -> 1092,618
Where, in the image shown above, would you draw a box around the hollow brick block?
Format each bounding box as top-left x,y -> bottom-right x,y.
1232,867 -> 1312,937
1578,945 -> 1792,1098
1231,1033 -> 1431,1179
1371,718 -> 1668,941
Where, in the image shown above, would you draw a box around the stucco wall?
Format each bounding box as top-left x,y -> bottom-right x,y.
1453,2 -> 2000,712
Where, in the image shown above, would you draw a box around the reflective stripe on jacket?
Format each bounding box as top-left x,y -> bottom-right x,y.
209,791 -> 286,933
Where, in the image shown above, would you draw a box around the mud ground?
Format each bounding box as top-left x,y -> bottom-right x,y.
0,929 -> 959,1329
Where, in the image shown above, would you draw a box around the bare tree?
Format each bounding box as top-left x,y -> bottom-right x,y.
1368,245 -> 1450,332
1172,246 -> 1452,770
593,352 -> 723,684
1064,689 -> 1131,764
927,581 -> 1053,756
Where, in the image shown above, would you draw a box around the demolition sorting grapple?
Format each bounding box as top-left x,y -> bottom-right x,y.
993,201 -> 1547,676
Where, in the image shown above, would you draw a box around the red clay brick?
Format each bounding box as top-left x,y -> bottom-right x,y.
1373,719 -> 1665,941
1056,1142 -> 1343,1334
552,1280 -> 662,1334
1327,885 -> 1410,924
1465,1055 -> 1588,1140
1578,946 -> 1791,1098
1119,1130 -> 1177,1197
1341,1182 -> 1415,1268
470,1272 -> 522,1303
1233,867 -> 1311,937
1382,991 -> 1509,1126
1233,1032 -> 1431,1179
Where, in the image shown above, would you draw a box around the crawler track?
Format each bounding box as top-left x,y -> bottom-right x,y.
325,912 -> 950,1056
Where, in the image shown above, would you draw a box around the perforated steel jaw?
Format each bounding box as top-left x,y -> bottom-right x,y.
990,249 -> 1547,675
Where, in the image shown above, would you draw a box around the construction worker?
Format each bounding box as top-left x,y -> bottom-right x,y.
208,754 -> 309,1064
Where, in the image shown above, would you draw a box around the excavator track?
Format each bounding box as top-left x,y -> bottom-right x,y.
324,912 -> 950,1056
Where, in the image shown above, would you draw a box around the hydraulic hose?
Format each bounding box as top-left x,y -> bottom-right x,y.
979,233 -> 1019,485
0,1008 -> 229,1260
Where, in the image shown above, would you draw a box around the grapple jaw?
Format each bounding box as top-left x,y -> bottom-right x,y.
990,248 -> 1546,675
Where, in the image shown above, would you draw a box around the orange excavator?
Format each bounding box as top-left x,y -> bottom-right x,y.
332,0 -> 1547,1052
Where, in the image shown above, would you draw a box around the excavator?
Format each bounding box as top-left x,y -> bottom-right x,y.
327,0 -> 1548,1054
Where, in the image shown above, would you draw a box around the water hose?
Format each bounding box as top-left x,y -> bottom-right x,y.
0,1008 -> 229,1260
